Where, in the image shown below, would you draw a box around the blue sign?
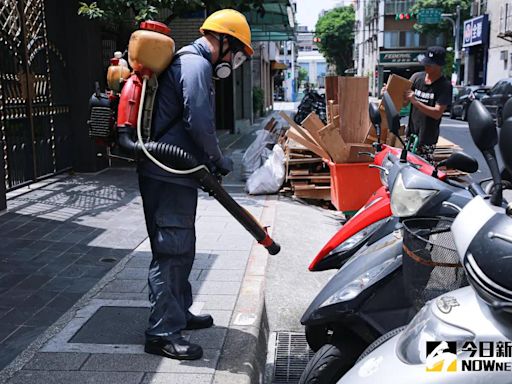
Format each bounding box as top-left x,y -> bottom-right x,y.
463,15 -> 488,48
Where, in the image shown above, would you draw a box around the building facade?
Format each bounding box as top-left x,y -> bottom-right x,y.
485,0 -> 512,86
355,0 -> 444,95
297,26 -> 327,89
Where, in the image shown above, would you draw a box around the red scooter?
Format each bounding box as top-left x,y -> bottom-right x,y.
308,103 -> 445,271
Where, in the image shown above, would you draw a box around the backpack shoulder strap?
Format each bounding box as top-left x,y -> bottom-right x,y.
152,50 -> 201,142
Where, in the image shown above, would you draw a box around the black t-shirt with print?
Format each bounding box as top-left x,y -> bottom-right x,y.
408,71 -> 452,146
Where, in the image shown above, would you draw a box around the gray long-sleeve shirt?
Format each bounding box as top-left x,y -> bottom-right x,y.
138,38 -> 223,187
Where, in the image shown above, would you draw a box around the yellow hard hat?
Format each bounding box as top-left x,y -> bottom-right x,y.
200,9 -> 254,57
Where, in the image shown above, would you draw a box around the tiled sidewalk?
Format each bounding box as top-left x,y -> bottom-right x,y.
1,186 -> 272,384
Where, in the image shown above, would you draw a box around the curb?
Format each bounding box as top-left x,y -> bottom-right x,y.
213,194 -> 278,384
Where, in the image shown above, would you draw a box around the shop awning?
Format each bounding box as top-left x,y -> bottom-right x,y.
271,61 -> 288,70
245,0 -> 296,42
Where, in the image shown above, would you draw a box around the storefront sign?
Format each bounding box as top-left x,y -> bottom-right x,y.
379,52 -> 423,65
463,15 -> 488,47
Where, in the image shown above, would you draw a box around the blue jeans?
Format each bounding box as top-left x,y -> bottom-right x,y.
138,175 -> 198,341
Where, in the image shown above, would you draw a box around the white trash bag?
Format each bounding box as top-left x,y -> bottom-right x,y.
246,144 -> 286,195
241,129 -> 274,180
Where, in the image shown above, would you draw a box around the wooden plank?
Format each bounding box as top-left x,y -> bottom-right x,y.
325,76 -> 339,102
338,77 -> 370,143
293,186 -> 331,200
287,158 -> 323,165
345,143 -> 375,163
378,74 -> 413,142
286,128 -> 331,160
301,112 -> 329,151
280,111 -> 330,158
318,123 -> 349,163
289,169 -> 310,176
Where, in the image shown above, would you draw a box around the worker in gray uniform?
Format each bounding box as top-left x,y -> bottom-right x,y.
138,9 -> 254,360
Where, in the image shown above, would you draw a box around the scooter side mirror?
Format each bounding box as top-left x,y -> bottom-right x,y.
369,102 -> 381,126
467,100 -> 497,152
438,152 -> 478,174
382,91 -> 400,136
468,100 -> 502,206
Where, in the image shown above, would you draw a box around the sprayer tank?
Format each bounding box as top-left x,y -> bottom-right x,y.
128,20 -> 175,75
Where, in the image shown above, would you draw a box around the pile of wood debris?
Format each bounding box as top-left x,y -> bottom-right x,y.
277,74 -> 465,203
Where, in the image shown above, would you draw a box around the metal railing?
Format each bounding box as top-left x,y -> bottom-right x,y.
384,0 -> 416,15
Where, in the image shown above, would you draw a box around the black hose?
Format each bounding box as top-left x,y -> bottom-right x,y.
118,129 -> 281,255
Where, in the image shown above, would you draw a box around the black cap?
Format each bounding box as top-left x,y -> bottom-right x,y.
420,46 -> 446,66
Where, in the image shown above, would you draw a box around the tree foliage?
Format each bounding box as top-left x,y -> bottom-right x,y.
410,0 -> 472,35
314,5 -> 355,76
298,66 -> 308,88
78,0 -> 265,26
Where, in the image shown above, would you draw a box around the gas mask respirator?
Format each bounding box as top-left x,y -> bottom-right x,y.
213,35 -> 248,80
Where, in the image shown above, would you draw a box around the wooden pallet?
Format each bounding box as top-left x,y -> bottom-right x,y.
282,137 -> 331,201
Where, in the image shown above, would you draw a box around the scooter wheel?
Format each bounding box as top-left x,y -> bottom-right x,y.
305,325 -> 329,352
299,343 -> 361,384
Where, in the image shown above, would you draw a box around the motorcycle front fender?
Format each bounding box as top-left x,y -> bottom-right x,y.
301,231 -> 403,326
309,186 -> 391,272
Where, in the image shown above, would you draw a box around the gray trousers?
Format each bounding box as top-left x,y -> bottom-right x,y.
138,175 -> 198,341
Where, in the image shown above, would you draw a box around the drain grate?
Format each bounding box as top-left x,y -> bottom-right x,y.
272,332 -> 314,384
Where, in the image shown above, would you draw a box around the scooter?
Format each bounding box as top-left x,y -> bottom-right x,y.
309,102 -> 442,272
299,92 -> 482,383
336,99 -> 512,384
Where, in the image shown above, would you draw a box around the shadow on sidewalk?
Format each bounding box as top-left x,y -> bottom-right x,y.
0,169 -> 147,370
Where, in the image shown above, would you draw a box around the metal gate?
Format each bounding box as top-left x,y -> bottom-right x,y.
0,0 -> 72,191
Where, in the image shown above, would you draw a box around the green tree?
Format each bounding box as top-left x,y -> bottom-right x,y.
78,0 -> 265,26
314,5 -> 355,76
298,66 -> 308,88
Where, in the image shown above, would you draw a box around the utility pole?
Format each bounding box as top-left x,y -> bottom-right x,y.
442,5 -> 462,85
455,5 -> 461,85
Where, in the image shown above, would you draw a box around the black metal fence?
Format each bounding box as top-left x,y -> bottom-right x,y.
0,0 -> 72,191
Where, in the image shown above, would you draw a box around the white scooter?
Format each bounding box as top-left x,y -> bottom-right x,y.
337,100 -> 512,383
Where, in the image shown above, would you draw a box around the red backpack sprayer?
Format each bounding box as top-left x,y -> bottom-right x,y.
88,21 -> 280,255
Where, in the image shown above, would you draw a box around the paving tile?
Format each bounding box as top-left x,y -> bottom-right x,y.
141,373 -> 213,384
24,305 -> 65,327
23,352 -> 90,371
81,349 -> 220,374
0,325 -> 45,370
194,294 -> 238,311
186,327 -> 227,350
197,269 -> 244,282
115,267 -> 148,280
102,279 -> 147,293
41,276 -> 75,292
0,322 -> 18,343
8,371 -> 144,384
191,281 -> 241,296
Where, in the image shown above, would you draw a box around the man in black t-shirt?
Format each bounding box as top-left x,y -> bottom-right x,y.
405,46 -> 452,163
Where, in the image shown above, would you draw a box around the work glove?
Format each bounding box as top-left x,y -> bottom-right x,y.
214,156 -> 233,176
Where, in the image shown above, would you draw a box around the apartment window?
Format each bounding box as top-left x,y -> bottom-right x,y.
317,62 -> 327,77
384,0 -> 417,15
384,31 -> 400,48
500,2 -> 512,35
384,31 -> 444,48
